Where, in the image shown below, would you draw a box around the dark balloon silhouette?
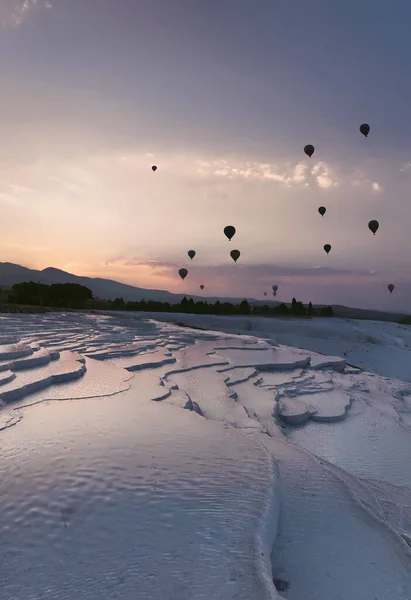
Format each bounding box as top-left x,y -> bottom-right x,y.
368,220 -> 379,235
230,249 -> 241,263
188,250 -> 196,260
272,285 -> 278,292
318,206 -> 326,217
200,284 -> 204,290
263,292 -> 267,296
359,123 -> 370,138
324,244 -> 331,255
388,284 -> 394,294
224,225 -> 236,241
178,268 -> 188,280
151,165 -> 157,172
304,144 -> 315,158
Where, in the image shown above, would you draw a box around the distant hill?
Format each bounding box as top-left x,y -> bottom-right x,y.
0,262 -> 279,306
0,262 -> 407,323
325,304 -> 406,322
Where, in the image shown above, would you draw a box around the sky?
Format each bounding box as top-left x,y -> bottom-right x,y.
1,0 -> 411,311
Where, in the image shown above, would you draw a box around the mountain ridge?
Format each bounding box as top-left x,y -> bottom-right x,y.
0,262 -> 277,306
0,261 -> 407,322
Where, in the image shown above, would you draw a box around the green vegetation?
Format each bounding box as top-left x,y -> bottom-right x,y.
10,282 -> 93,309
103,295 -> 334,317
6,282 -> 334,317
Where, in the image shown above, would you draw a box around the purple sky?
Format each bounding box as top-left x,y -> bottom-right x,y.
1,0 -> 411,311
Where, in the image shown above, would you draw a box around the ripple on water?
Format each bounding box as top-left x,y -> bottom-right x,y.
0,377 -> 279,600
288,372 -> 411,490
14,357 -> 133,408
3,312 -> 411,600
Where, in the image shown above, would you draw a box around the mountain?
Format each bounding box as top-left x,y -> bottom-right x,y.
0,262 -> 407,322
324,304 -> 406,322
0,262 -> 278,306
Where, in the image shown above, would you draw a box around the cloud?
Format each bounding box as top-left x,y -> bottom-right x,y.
197,158 -> 328,187
108,257 -> 374,280
1,144 -> 404,311
310,162 -> 338,189
8,184 -> 33,194
122,259 -> 176,270
0,182 -> 34,205
292,163 -> 308,183
196,157 -> 344,190
97,257 -> 400,310
0,0 -> 52,28
351,169 -> 382,193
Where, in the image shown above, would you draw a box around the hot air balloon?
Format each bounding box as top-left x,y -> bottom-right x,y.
151,165 -> 157,172
188,250 -> 196,260
359,123 -> 370,137
324,244 -> 331,255
388,284 -> 394,294
200,284 -> 204,290
230,249 -> 240,263
224,225 -> 236,241
304,144 -> 315,158
368,220 -> 379,235
263,292 -> 267,296
318,206 -> 326,217
272,285 -> 278,292
178,268 -> 188,280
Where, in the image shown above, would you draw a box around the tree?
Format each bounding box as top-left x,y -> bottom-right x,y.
12,281 -> 93,309
260,304 -> 270,315
239,299 -> 251,315
112,297 -> 125,310
187,297 -> 195,313
12,282 -> 45,305
8,284 -> 335,319
48,283 -> 93,309
275,303 -> 290,315
294,300 -> 307,316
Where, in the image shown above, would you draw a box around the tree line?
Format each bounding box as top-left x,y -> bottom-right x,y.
105,295 -> 334,317
7,281 -> 334,317
9,282 -> 93,309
